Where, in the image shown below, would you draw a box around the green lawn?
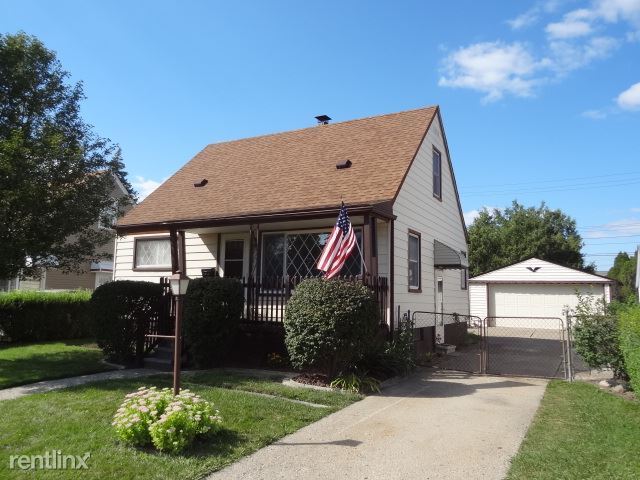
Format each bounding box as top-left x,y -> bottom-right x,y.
508,381 -> 640,480
0,340 -> 113,389
0,373 -> 360,479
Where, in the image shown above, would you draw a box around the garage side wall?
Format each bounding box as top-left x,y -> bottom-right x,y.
469,283 -> 488,319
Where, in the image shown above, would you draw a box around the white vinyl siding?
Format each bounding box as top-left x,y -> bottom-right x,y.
392,113 -> 469,316
469,283 -> 488,319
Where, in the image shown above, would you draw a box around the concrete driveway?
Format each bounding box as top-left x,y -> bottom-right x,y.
208,369 -> 547,480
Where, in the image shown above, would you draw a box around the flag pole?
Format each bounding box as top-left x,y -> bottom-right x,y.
342,199 -> 368,275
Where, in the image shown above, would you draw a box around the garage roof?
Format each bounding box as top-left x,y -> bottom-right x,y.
470,258 -> 614,284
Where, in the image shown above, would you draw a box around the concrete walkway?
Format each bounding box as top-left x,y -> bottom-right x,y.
208,369 -> 548,480
0,368 -> 164,401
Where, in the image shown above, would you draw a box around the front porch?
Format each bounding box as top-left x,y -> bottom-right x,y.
116,211 -> 394,326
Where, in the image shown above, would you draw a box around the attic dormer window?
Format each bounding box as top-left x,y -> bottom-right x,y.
336,160 -> 352,170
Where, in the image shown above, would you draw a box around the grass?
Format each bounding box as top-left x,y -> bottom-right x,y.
0,372 -> 360,479
507,381 -> 640,480
0,339 -> 113,389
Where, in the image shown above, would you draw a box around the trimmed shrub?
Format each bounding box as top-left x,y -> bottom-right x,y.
90,281 -> 164,366
0,290 -> 92,342
183,277 -> 244,368
284,278 -> 379,378
619,305 -> 640,392
571,294 -> 627,379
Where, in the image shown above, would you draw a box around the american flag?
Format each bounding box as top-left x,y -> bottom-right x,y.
317,203 -> 357,278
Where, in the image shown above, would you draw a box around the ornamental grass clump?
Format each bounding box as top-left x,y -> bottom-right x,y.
112,387 -> 222,454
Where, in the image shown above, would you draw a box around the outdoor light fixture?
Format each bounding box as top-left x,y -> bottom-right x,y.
169,270 -> 190,296
169,270 -> 190,395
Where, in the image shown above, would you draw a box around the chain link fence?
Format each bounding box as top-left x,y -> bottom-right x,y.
407,311 -> 576,379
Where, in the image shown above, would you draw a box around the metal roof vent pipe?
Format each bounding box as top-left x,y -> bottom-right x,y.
315,115 -> 331,125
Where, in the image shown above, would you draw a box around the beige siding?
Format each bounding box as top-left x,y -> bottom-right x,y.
376,219 -> 389,278
44,266 -> 96,290
392,113 -> 469,316
114,232 -> 219,282
469,283 -> 488,319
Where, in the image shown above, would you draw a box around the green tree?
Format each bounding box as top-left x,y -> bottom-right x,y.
0,32 -> 134,279
607,252 -> 637,301
468,201 -> 592,277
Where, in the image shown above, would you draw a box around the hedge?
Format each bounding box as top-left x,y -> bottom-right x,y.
90,281 -> 164,366
618,305 -> 640,392
0,290 -> 92,342
183,277 -> 244,368
284,278 -> 379,378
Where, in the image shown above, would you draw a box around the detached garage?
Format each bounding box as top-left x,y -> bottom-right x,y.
469,258 -> 614,328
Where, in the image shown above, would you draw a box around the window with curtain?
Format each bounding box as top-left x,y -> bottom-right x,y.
134,238 -> 171,269
261,230 -> 362,279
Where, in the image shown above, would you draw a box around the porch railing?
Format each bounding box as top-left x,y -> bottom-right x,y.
241,275 -> 389,325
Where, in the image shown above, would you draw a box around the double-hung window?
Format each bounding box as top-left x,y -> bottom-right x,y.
134,237 -> 171,270
408,230 -> 421,292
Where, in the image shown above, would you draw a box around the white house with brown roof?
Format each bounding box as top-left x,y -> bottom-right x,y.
114,106 -> 470,329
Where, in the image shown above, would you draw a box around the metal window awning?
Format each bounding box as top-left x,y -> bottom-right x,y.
90,261 -> 114,272
434,240 -> 468,269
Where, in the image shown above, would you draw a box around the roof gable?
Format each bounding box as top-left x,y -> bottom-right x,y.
118,106 -> 438,228
470,258 -> 613,284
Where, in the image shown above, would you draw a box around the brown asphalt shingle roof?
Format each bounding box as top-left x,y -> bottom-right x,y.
118,106 -> 438,228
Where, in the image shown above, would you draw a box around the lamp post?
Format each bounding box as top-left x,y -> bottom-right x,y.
168,270 -> 190,395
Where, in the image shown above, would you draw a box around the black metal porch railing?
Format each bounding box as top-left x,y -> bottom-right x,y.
241,275 -> 389,325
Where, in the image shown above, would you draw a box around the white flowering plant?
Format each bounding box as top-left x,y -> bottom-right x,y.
112,387 -> 222,454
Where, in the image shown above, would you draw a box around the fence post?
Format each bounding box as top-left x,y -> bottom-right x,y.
565,313 -> 574,382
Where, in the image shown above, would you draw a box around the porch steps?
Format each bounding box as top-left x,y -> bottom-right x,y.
144,340 -> 173,371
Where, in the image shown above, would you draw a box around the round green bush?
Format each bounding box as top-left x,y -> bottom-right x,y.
183,277 -> 244,368
284,278 -> 379,378
90,280 -> 164,366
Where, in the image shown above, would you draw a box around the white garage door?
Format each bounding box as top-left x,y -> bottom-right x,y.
488,284 -> 604,328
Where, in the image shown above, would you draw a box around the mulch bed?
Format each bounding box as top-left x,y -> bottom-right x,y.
292,373 -> 330,387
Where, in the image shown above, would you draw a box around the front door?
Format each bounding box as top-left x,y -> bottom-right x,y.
221,237 -> 246,278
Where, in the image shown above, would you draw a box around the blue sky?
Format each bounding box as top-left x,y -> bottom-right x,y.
3,0 -> 640,269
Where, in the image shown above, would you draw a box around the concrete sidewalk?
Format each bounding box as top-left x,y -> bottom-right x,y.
209,369 -> 547,480
0,369 -> 164,401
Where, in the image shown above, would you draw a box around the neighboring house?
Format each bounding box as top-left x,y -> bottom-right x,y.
114,106 -> 470,328
469,257 -> 615,328
1,174 -> 131,292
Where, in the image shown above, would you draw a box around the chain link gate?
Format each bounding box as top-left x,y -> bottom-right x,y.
410,311 -> 575,380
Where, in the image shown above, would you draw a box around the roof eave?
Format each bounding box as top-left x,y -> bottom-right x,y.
116,202 -> 396,234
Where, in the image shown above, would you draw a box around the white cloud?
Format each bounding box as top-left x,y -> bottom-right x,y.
547,36 -> 619,73
444,0 -> 637,102
582,108 -> 609,119
132,176 -> 165,200
617,81 -> 640,110
507,0 -> 562,30
438,42 -> 542,102
546,9 -> 595,39
463,206 -> 499,225
583,218 -> 640,238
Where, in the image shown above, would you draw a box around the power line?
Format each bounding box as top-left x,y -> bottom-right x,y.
461,178 -> 640,197
582,234 -> 640,239
461,171 -> 640,190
